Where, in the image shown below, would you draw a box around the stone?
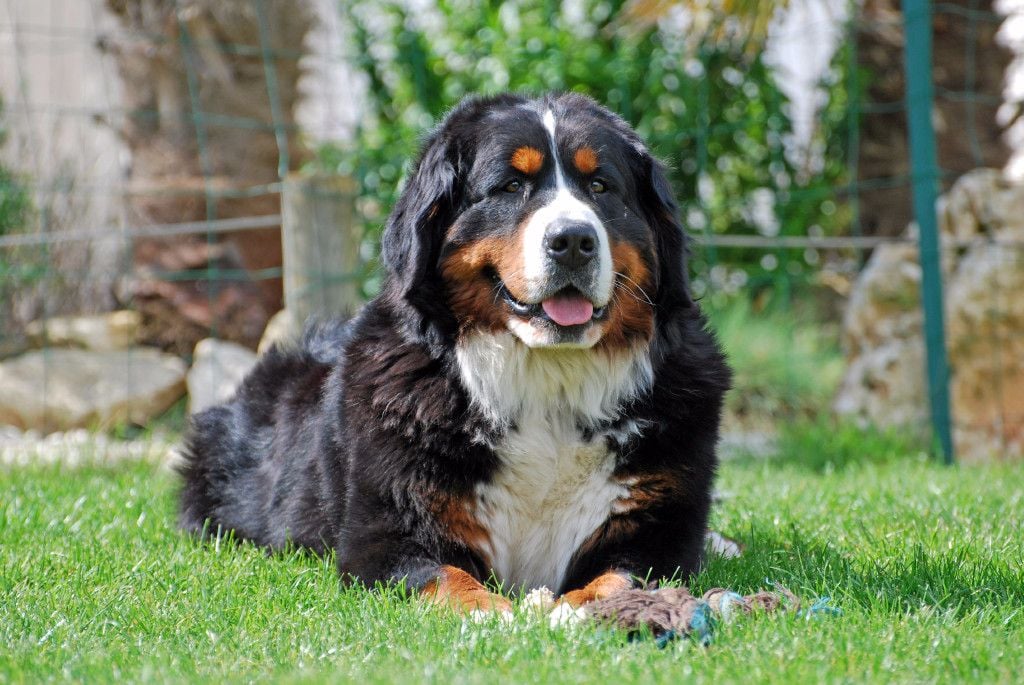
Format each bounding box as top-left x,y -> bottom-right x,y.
840,243 -> 922,355
0,347 -> 186,433
836,168 -> 1024,461
25,310 -> 141,351
834,337 -> 928,430
945,244 -> 1024,460
0,427 -> 177,469
937,168 -> 1024,242
257,309 -> 300,355
187,338 -> 258,414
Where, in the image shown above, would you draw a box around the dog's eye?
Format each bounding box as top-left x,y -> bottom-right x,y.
590,179 -> 607,194
503,180 -> 522,193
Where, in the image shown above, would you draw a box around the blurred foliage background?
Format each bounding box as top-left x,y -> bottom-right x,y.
299,0 -> 866,428
0,96 -> 37,344
0,97 -> 32,249
2,0 -> 1012,457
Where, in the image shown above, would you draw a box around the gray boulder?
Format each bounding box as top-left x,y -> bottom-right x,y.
25,310 -> 141,351
0,347 -> 186,432
187,339 -> 258,414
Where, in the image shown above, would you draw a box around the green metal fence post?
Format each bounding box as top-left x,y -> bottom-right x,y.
902,0 -> 955,464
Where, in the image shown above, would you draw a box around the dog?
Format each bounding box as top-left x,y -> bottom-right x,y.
179,92 -> 731,613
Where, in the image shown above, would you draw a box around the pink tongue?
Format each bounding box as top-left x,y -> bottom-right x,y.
541,295 -> 594,326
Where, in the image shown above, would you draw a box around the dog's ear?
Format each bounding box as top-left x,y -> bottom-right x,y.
636,153 -> 695,314
380,121 -> 465,346
381,127 -> 459,296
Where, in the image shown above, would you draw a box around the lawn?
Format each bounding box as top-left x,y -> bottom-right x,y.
2,446 -> 1023,684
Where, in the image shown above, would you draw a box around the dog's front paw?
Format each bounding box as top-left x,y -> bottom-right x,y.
547,601 -> 587,628
521,586 -> 556,613
557,571 -> 633,608
422,565 -> 513,614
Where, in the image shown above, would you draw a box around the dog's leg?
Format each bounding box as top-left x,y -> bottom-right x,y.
558,570 -> 634,608
421,565 -> 512,613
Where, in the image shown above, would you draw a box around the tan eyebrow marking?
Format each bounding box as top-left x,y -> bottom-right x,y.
510,146 -> 544,175
573,146 -> 599,174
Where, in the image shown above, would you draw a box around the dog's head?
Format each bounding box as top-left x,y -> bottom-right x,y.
382,92 -> 692,352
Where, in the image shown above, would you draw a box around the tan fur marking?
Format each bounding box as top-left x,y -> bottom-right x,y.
421,565 -> 512,613
441,234 -> 529,334
569,471 -> 680,566
431,494 -> 492,562
559,571 -> 633,608
573,147 -> 599,174
511,146 -> 544,175
613,472 -> 681,514
599,242 -> 655,350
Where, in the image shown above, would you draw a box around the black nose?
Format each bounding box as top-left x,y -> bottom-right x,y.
544,222 -> 598,268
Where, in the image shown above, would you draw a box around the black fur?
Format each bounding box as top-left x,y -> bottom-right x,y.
179,93 -> 730,597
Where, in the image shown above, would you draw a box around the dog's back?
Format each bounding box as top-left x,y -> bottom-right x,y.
178,320 -> 351,552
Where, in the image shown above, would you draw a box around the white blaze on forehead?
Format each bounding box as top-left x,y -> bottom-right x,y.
542,109 -> 558,141
519,108 -> 613,305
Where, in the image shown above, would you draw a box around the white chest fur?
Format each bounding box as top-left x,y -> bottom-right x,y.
455,332 -> 653,592
475,421 -> 626,592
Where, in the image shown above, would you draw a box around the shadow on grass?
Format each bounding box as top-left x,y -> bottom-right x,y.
694,523 -> 1024,619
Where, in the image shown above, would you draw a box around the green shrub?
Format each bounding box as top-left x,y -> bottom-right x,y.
0,98 -> 30,239
0,168 -> 29,237
0,95 -> 37,346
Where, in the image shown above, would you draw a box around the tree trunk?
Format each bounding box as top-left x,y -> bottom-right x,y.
102,0 -> 312,353
856,0 -> 1010,238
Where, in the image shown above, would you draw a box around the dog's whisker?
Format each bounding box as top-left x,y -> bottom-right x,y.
613,271 -> 655,306
613,282 -> 648,309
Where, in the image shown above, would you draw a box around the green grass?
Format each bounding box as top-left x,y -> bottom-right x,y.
733,417 -> 931,473
3,450 -> 1023,684
709,300 -> 844,424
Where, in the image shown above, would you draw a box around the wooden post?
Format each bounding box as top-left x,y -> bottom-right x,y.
281,173 -> 362,327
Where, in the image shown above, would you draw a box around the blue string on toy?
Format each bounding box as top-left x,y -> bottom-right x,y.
798,596 -> 843,619
637,583 -> 842,649
687,602 -> 715,646
765,579 -> 843,619
650,601 -> 716,649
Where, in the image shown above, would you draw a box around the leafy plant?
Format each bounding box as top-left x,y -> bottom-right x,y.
0,95 -> 38,349
0,97 -> 30,239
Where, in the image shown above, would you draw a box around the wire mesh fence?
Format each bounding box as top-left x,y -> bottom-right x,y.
1,0 -> 1022,463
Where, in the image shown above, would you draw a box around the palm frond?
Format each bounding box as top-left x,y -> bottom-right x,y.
620,0 -> 790,53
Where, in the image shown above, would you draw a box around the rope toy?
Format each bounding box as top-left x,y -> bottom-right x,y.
522,580 -> 841,646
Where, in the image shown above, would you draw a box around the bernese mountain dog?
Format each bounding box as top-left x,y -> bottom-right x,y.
179,92 -> 731,614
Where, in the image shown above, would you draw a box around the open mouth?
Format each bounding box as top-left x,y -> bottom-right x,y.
497,282 -> 607,328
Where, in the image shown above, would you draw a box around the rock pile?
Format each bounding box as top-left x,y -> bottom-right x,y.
836,169 -> 1024,461
0,308 -> 291,436
0,347 -> 186,432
